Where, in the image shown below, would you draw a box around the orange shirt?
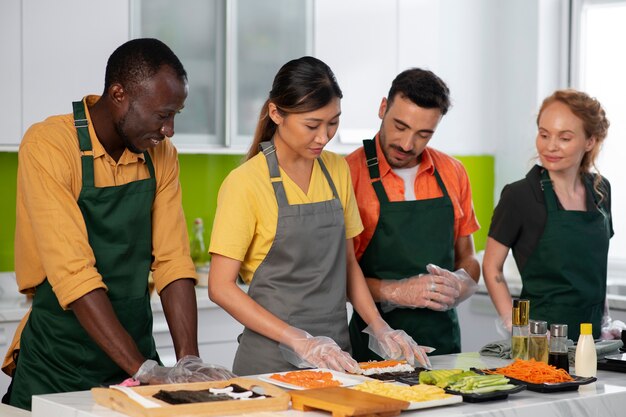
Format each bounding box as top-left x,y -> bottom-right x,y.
345,134 -> 480,260
15,95 -> 196,309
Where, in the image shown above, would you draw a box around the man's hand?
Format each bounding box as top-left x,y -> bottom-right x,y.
133,356 -> 236,384
379,274 -> 459,312
426,264 -> 478,307
70,288 -> 147,376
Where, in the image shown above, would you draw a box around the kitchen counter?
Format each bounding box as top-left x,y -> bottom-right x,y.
31,353 -> 626,417
0,403 -> 30,416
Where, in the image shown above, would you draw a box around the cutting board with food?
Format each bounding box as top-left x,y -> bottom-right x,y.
289,386 -> 410,417
91,377 -> 290,417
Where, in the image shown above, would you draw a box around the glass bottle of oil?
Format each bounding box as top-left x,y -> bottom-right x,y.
528,320 -> 549,363
511,299 -> 530,360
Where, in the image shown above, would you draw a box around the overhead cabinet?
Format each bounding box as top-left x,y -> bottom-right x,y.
0,0 -> 130,148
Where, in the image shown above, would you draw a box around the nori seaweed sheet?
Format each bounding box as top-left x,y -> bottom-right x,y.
366,368 -> 425,382
153,384 -> 269,405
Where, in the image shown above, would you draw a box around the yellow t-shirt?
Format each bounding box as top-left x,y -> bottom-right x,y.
209,150 -> 363,284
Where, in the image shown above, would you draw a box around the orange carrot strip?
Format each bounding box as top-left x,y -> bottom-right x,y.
483,359 -> 574,384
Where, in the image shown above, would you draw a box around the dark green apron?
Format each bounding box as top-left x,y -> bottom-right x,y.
349,138 -> 460,361
10,100 -> 159,410
520,169 -> 610,341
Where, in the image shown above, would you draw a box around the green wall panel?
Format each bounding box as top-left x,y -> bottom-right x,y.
178,153 -> 244,252
456,155 -> 494,251
0,151 -> 493,272
0,153 -> 17,272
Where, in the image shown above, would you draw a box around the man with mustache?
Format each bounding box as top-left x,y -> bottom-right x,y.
346,68 -> 480,359
3,38 -> 232,411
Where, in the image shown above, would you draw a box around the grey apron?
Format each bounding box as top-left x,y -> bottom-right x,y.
232,140 -> 350,375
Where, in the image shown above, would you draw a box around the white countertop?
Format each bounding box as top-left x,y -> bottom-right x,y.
31,353 -> 626,417
0,403 -> 30,417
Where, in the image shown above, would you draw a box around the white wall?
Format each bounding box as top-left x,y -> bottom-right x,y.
493,0 -> 569,196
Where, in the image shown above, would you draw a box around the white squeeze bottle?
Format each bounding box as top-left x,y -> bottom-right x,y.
574,323 -> 597,377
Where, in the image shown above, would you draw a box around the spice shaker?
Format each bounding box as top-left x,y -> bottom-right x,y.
528,320 -> 549,363
511,299 -> 530,360
548,324 -> 569,372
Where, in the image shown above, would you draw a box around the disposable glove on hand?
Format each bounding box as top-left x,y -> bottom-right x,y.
495,313 -> 513,338
175,355 -> 237,381
601,301 -> 626,339
379,274 -> 459,313
133,356 -> 236,384
426,264 -> 478,307
363,318 -> 433,369
279,326 -> 359,373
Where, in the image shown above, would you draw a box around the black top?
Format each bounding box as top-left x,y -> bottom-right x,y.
488,165 -> 614,272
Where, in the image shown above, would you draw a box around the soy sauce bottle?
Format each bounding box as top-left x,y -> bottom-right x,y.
548,324 -> 569,372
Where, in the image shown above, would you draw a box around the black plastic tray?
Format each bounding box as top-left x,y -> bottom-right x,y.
597,358 -> 626,373
476,368 -> 596,393
444,383 -> 526,403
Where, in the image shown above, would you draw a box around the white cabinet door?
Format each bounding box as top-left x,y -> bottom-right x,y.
0,320 -> 20,398
314,0 -> 398,147
22,0 -> 130,133
0,0 -> 22,146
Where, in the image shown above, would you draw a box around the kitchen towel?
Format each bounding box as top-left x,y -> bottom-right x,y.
568,339 -> 624,366
479,339 -> 511,359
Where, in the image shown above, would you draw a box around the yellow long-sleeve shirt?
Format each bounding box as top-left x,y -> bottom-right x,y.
15,95 -> 196,308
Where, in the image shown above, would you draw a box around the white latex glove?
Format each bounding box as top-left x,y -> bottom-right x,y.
495,312 -> 513,338
133,355 -> 236,384
601,300 -> 626,339
379,274 -> 459,313
363,317 -> 433,369
426,264 -> 478,307
278,326 -> 359,373
177,356 -> 237,381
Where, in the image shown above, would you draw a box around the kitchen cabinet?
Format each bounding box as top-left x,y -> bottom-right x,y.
21,0 -> 129,134
0,273 -> 30,398
313,0 -> 490,153
314,0 -> 397,149
151,288 -> 243,369
135,0 -> 311,153
0,320 -> 21,398
0,0 -> 130,149
0,0 -> 22,147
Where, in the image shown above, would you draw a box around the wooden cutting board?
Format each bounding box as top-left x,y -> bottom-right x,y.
290,386 -> 410,417
91,377 -> 290,417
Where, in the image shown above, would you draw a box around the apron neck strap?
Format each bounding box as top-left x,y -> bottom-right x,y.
260,139 -> 340,205
363,138 -> 389,203
317,157 -> 340,200
260,140 -> 288,206
539,169 -> 559,212
72,100 -> 155,188
73,100 -> 95,187
363,138 -> 449,203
